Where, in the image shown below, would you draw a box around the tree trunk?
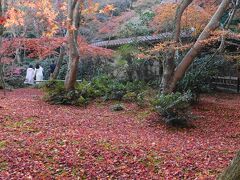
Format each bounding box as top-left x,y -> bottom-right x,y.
126,57 -> 134,81
52,46 -> 65,80
15,48 -> 22,64
168,0 -> 231,92
161,49 -> 177,93
218,151 -> 240,180
219,0 -> 239,52
161,0 -> 193,94
0,63 -> 6,94
0,0 -> 6,95
65,54 -> 79,90
64,0 -> 81,91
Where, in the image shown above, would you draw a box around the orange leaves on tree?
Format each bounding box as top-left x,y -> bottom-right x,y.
32,0 -> 59,37
4,7 -> 25,28
99,11 -> 135,35
82,3 -> 100,15
99,4 -> 116,14
151,30 -> 239,55
3,36 -> 114,60
5,0 -> 59,37
150,2 -> 213,34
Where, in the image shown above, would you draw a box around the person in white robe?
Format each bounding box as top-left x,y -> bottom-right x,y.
35,63 -> 44,84
24,65 -> 35,85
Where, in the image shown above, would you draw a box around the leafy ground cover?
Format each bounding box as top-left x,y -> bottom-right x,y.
0,88 -> 239,179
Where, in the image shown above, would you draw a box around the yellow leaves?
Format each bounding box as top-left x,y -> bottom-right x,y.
34,0 -> 59,37
136,53 -> 151,60
68,25 -> 77,31
82,3 -> 100,15
60,2 -> 68,12
43,23 -> 59,37
224,54 -> 240,61
21,2 -> 35,9
4,8 -> 25,28
82,2 -> 116,15
151,40 -> 193,54
6,0 -> 60,37
99,4 -> 116,14
151,3 -> 212,34
151,30 -> 238,54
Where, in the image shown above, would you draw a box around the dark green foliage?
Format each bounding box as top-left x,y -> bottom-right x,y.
43,80 -> 89,106
153,91 -> 192,117
140,10 -> 155,24
125,80 -> 147,94
43,75 -> 148,106
136,92 -> 147,108
5,76 -> 26,88
123,92 -> 137,102
177,55 -> 224,101
58,63 -> 68,80
119,10 -> 155,38
153,91 -> 193,127
110,104 -> 125,111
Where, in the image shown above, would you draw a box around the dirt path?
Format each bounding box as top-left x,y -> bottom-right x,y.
0,89 -> 240,179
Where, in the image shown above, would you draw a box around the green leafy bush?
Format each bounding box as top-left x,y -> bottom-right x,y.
44,80 -> 91,106
177,56 -> 224,98
5,76 -> 26,88
43,76 -> 149,106
153,91 -> 192,117
153,91 -> 193,127
111,104 -> 125,111
91,75 -> 111,96
123,92 -> 137,102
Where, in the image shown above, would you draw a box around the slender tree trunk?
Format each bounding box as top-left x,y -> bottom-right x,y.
168,0 -> 231,92
161,0 -> 193,94
218,151 -> 240,180
15,48 -> 22,64
0,63 -> 6,94
52,46 -> 65,80
219,0 -> 239,52
126,57 -> 134,81
0,0 -> 6,95
64,0 -> 81,91
2,0 -> 6,12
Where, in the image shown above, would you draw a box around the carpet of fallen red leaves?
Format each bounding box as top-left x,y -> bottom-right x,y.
0,88 -> 239,179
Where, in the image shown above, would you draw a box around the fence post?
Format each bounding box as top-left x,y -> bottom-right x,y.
238,65 -> 240,93
237,76 -> 240,93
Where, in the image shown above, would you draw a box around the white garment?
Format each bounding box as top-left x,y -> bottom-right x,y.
24,68 -> 35,85
35,66 -> 44,84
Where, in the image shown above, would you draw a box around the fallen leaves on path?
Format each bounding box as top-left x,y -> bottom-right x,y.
0,89 -> 239,179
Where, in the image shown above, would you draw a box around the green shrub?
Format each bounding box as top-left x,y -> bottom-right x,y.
91,75 -> 111,96
76,80 -> 96,98
77,96 -> 88,107
125,80 -> 146,94
153,91 -> 192,117
43,81 -> 67,105
43,76 -> 150,106
153,91 -> 193,127
5,76 -> 26,88
111,104 -> 125,111
136,92 -> 146,107
107,81 -> 126,100
123,92 -> 137,102
177,56 -> 224,96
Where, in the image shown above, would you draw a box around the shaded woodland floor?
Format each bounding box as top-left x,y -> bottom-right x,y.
0,88 -> 239,179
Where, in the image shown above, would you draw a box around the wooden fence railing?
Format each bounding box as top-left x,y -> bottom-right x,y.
212,76 -> 240,93
35,80 -> 82,83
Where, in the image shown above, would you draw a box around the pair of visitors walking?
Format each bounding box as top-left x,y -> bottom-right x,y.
24,63 -> 44,85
